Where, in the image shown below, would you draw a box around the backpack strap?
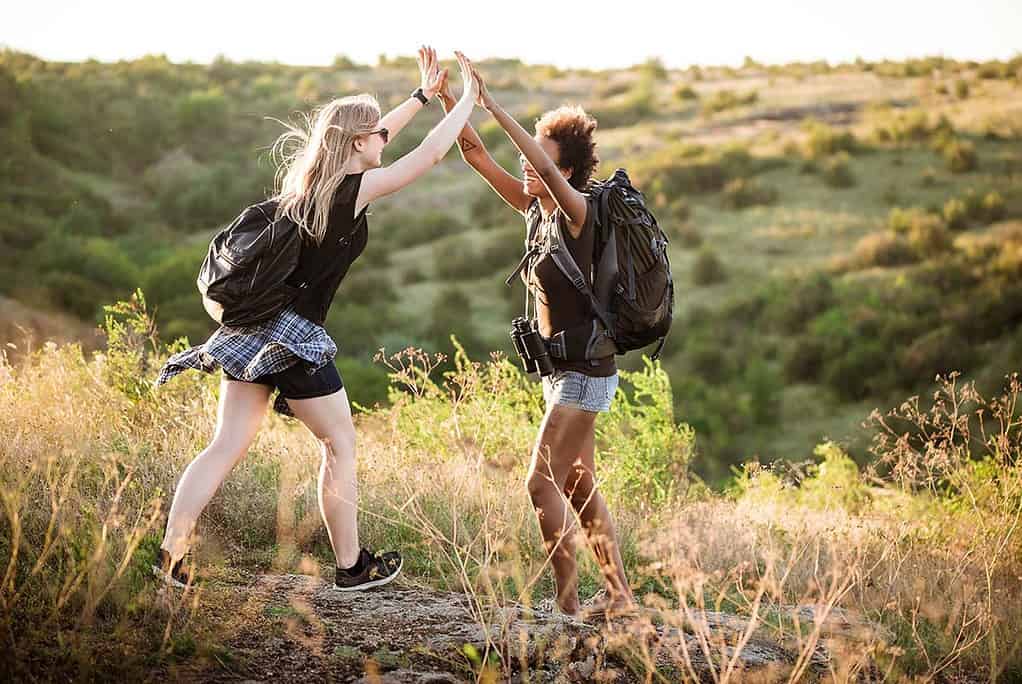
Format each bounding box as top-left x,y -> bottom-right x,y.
547,219 -> 614,332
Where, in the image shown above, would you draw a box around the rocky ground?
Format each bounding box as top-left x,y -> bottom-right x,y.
159,573 -> 888,683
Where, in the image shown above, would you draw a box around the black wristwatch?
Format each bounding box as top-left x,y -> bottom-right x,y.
411,87 -> 429,105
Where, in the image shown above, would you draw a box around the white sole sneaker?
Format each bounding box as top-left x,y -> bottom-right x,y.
151,563 -> 189,589
333,558 -> 403,592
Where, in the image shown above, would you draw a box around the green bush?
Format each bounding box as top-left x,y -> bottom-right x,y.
764,273 -> 835,333
589,84 -> 656,129
820,152 -> 856,188
335,356 -> 391,410
425,287 -> 485,357
889,207 -> 940,235
897,326 -> 976,387
721,177 -> 778,209
851,231 -> 918,269
701,89 -> 758,115
783,336 -> 826,381
943,198 -> 970,230
822,340 -> 889,400
405,211 -> 468,246
941,138 -> 978,173
692,248 -> 727,285
906,218 -> 954,258
954,79 -> 970,99
802,120 -> 858,160
599,358 -> 696,507
981,191 -> 1006,222
674,84 -> 698,101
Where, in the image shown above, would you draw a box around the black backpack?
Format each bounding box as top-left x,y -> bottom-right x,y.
508,168 -> 674,360
197,200 -> 304,327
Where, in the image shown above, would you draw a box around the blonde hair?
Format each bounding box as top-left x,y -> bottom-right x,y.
271,94 -> 381,245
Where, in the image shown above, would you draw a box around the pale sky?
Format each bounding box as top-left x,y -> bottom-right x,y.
3,0 -> 1019,69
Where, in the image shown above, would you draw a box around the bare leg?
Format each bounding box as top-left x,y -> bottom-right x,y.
526,405 -> 598,616
565,427 -> 634,609
285,388 -> 359,569
161,378 -> 271,564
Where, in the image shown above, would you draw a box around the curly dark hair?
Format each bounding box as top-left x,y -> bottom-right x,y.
534,105 -> 599,191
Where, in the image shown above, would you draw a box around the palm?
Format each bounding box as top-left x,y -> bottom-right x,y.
417,46 -> 444,98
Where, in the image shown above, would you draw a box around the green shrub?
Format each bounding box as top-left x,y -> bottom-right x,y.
981,191 -> 1006,222
889,207 -> 940,235
943,198 -> 969,230
954,79 -> 970,99
765,273 -> 835,333
701,89 -> 758,115
822,340 -> 888,400
334,356 -> 391,410
784,336 -> 826,381
851,231 -> 918,268
821,152 -> 856,188
906,218 -> 954,258
425,288 -> 484,357
589,84 -> 656,129
636,57 -> 668,81
897,326 -> 976,386
673,84 -> 698,101
920,167 -> 938,187
692,248 -> 727,285
802,120 -> 858,160
721,177 -> 779,209
599,358 -> 697,507
941,138 -> 978,173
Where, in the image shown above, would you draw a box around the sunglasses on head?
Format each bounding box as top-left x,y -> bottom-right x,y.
369,127 -> 389,144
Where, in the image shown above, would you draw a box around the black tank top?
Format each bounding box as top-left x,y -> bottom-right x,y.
289,172 -> 368,325
526,198 -> 616,377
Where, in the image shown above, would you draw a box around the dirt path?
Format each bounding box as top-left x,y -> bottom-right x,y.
157,572 -> 886,683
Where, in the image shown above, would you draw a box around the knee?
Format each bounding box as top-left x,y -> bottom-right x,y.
206,436 -> 249,465
566,466 -> 595,505
526,470 -> 556,507
320,429 -> 355,460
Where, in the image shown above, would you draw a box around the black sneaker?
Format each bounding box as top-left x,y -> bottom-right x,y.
333,548 -> 402,591
152,549 -> 196,588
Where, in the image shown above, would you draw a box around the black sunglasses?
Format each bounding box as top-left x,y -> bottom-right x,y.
369,127 -> 389,144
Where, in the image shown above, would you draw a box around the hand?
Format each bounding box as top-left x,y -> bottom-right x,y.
454,51 -> 480,103
470,64 -> 494,110
417,45 -> 447,100
436,65 -> 452,102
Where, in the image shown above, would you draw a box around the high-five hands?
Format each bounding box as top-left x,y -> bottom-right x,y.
416,45 -> 447,100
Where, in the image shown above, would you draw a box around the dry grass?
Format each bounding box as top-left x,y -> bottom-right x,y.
1,298 -> 1021,681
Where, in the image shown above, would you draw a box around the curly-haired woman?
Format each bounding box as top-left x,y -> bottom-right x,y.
439,57 -> 634,618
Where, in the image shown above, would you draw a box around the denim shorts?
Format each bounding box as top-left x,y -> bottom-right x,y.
223,362 -> 343,401
541,370 -> 619,413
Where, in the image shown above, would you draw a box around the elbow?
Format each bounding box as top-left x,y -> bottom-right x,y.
536,162 -> 560,181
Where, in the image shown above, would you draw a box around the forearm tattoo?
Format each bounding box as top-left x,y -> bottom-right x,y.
458,137 -> 478,153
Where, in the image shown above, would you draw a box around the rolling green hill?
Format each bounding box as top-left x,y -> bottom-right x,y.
2,49 -> 1021,481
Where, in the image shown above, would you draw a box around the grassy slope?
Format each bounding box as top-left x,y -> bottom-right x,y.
3,56 -> 1021,471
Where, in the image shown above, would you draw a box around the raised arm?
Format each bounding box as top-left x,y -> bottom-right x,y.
473,65 -> 587,231
437,66 -> 531,215
355,52 -> 479,214
376,46 -> 447,141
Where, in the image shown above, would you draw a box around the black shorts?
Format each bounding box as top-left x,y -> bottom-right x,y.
223,362 -> 343,401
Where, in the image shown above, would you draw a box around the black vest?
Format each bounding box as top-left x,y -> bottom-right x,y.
289,172 -> 369,325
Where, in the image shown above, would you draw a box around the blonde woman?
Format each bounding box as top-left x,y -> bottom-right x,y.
153,48 -> 479,591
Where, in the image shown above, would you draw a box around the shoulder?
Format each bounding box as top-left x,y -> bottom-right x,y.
334,172 -> 365,206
